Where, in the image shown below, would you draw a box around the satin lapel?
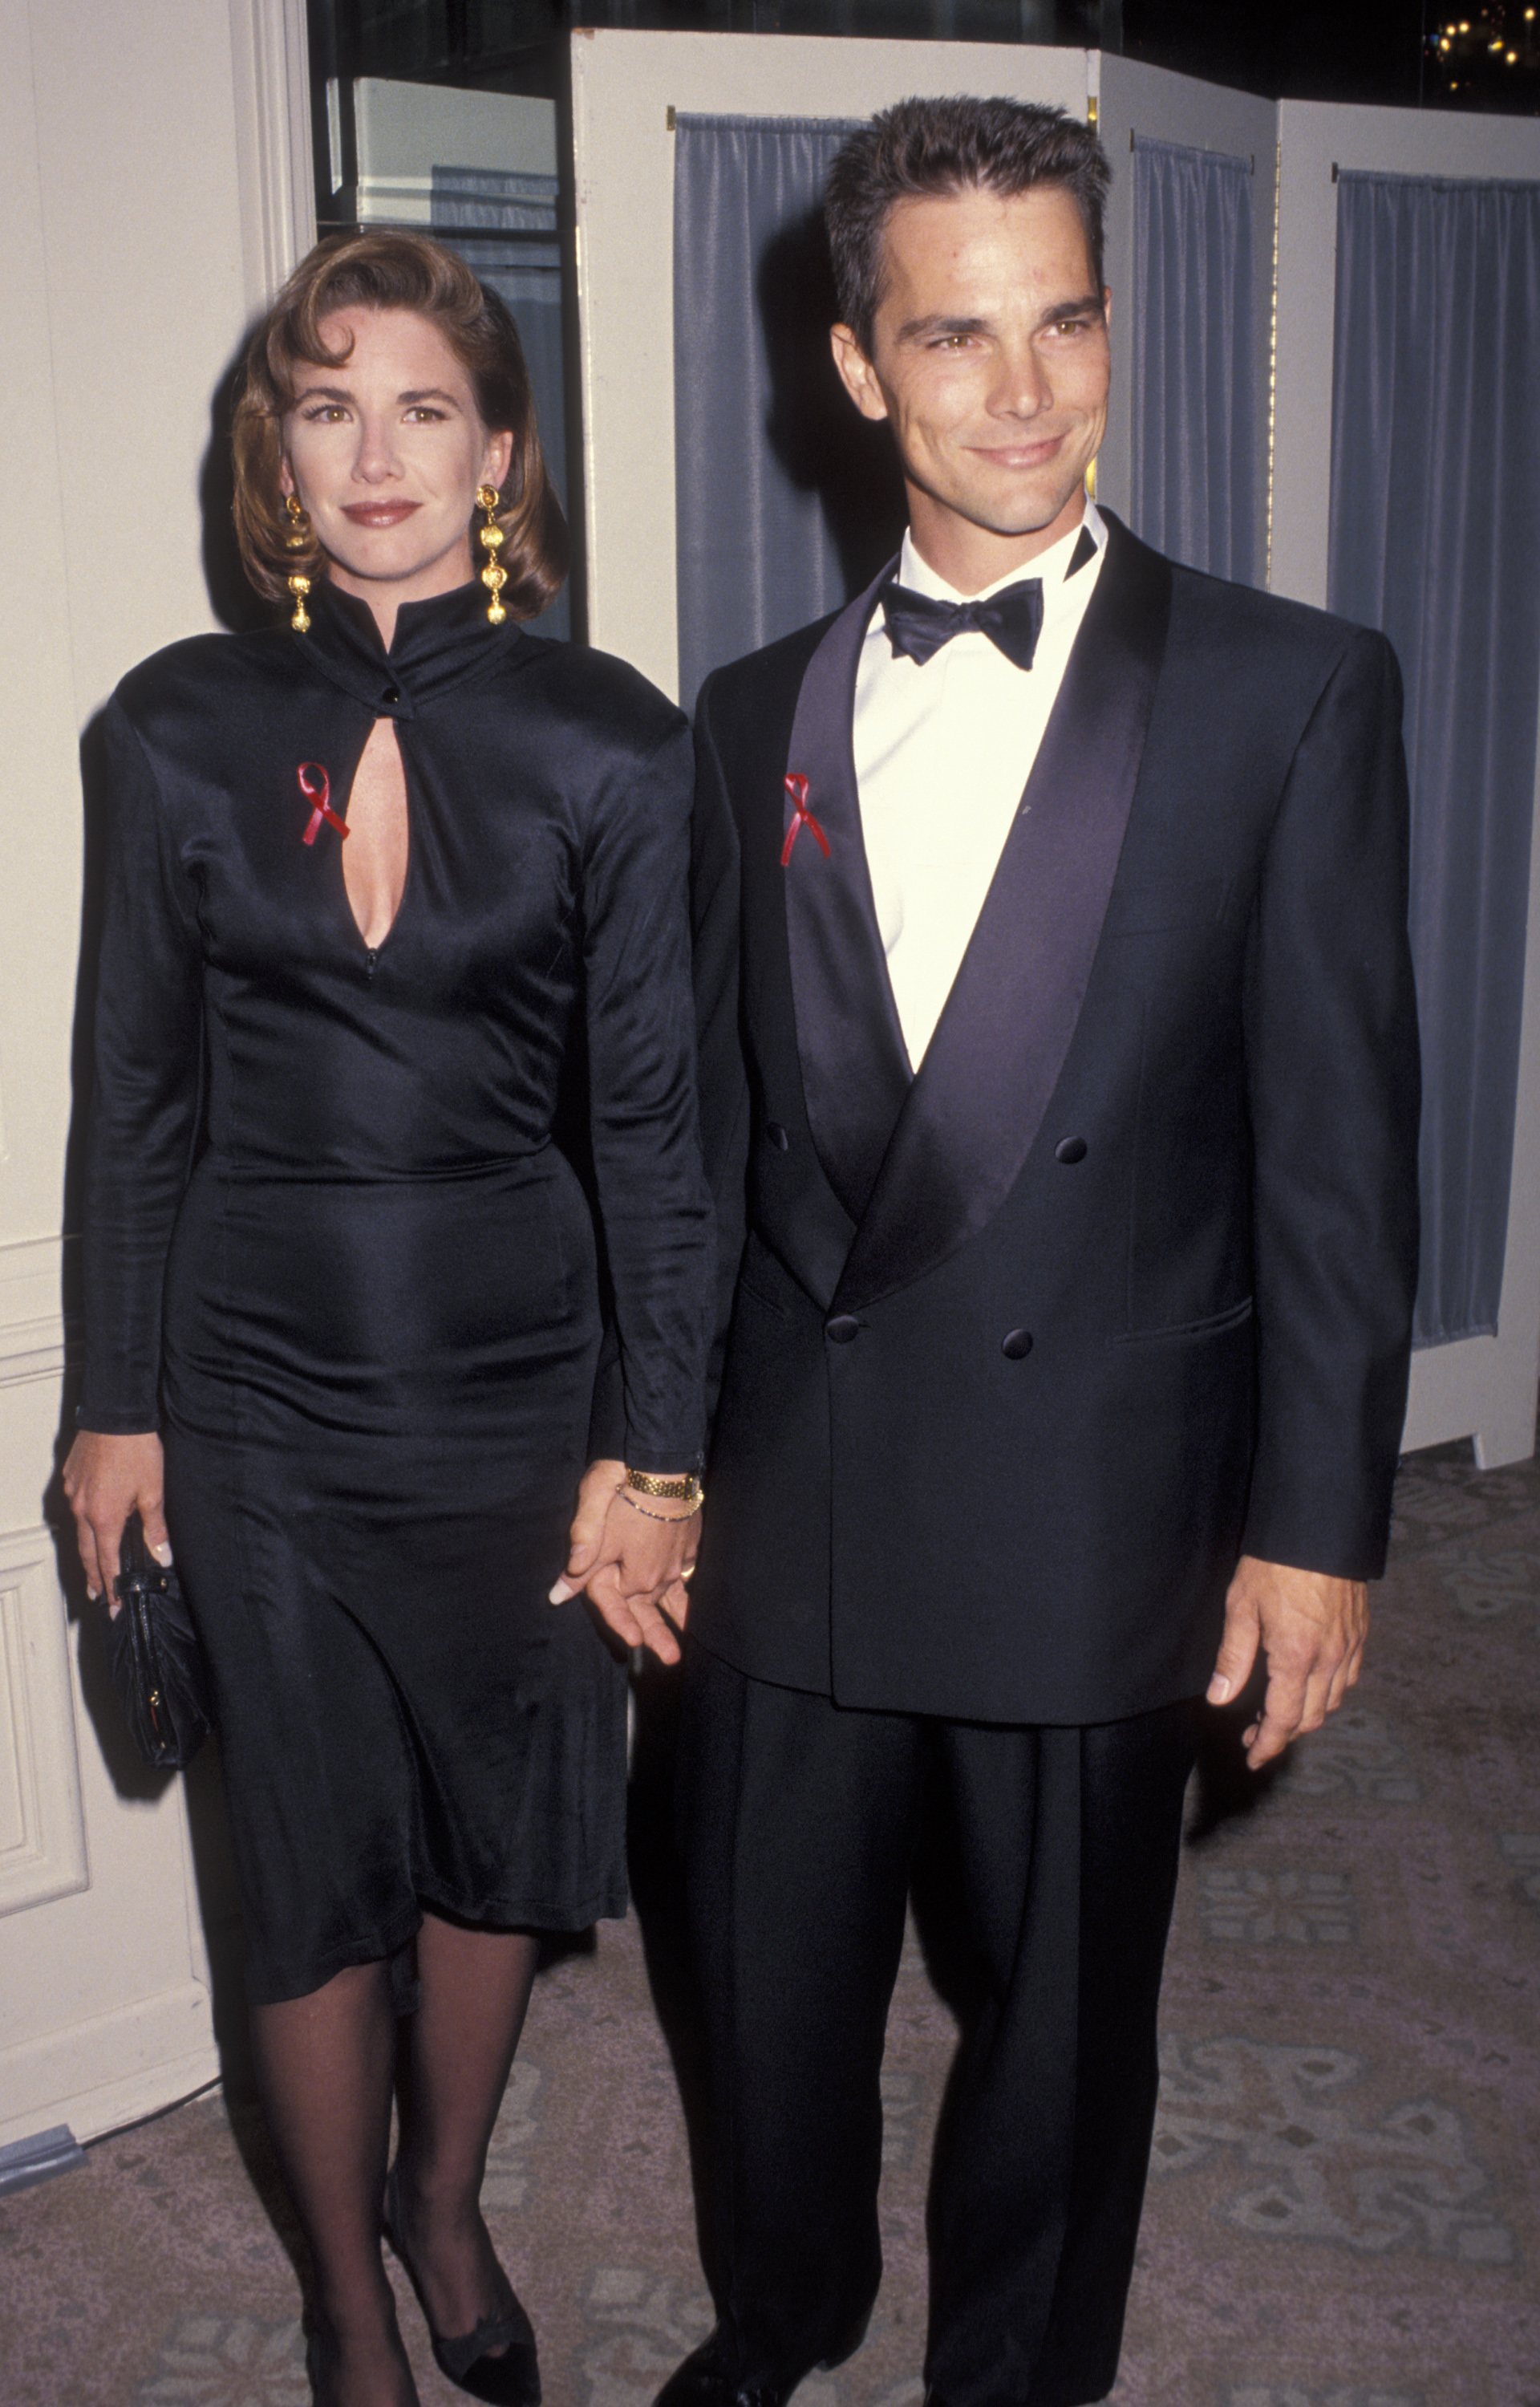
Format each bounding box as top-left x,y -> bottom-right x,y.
782,559 -> 914,1226
834,517 -> 1174,1313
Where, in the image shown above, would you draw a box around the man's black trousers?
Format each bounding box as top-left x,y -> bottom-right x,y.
676,1644 -> 1199,2407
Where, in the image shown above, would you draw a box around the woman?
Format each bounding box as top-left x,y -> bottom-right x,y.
63,233 -> 710,2407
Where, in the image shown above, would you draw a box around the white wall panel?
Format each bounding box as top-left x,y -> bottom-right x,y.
1095,55 -> 1275,548
0,1530 -> 87,1919
0,0 -> 310,2150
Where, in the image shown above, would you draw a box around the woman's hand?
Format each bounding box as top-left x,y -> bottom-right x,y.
62,1429 -> 169,1613
549,1458 -> 699,1666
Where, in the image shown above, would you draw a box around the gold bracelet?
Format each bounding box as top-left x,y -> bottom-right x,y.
618,1488 -> 701,1524
624,1467 -> 704,1508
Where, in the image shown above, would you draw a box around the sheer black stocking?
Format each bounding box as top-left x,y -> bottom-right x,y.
391,1914 -> 541,2348
249,1961 -> 417,2407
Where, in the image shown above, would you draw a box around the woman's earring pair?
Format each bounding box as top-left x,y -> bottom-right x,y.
283,493 -> 313,633
477,485 -> 507,627
282,486 -> 507,631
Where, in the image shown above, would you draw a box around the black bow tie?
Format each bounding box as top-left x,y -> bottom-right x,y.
880,576 -> 1046,672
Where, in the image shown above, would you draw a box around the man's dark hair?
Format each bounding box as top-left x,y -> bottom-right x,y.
825,96 -> 1112,355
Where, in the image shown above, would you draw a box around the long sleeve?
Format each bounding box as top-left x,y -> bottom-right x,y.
691,678 -> 752,1424
79,697 -> 204,1431
1239,628 -> 1422,1578
581,714 -> 713,1471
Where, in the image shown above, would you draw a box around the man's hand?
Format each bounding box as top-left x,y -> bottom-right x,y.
548,1457 -> 699,1666
1207,1553 -> 1368,1770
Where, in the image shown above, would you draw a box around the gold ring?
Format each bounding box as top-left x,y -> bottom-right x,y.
680,1564 -> 695,1581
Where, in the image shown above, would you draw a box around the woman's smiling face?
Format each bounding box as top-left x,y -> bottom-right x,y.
280,305 -> 513,617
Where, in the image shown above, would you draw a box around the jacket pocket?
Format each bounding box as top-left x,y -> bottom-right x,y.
1113,1295 -> 1254,1346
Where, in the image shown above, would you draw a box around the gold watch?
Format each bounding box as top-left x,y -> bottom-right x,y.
624,1467 -> 705,1508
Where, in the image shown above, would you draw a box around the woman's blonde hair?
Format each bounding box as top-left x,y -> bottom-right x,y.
231,229 -> 568,616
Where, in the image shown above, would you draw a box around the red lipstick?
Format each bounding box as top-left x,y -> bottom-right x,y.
341,501 -> 420,527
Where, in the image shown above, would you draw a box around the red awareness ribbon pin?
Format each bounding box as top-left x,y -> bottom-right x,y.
298,761 -> 348,846
780,773 -> 830,867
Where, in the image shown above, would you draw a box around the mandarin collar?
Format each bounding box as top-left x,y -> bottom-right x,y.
294,577 -> 525,717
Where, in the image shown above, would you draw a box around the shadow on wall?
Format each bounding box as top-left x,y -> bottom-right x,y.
201,334 -> 278,639
756,205 -> 906,609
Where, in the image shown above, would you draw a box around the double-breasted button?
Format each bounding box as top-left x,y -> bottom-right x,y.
1001,1328 -> 1034,1360
826,1314 -> 861,1344
382,684 -> 401,707
765,1122 -> 790,1152
1054,1135 -> 1088,1164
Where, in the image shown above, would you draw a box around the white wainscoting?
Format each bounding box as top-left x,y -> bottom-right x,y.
0,1526 -> 87,1919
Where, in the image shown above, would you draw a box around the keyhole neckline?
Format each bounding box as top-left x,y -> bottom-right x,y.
338,715 -> 411,954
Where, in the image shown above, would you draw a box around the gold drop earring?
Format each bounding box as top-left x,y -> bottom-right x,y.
476,485 -> 507,627
283,492 -> 313,633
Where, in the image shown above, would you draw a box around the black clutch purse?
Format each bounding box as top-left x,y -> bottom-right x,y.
106,1514 -> 213,1770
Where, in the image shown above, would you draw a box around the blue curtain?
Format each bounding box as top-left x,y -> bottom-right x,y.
673,113 -> 902,710
1329,170 -> 1540,1348
1130,135 -> 1258,585
432,166 -> 570,641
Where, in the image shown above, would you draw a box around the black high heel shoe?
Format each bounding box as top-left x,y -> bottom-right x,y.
383,2164 -> 541,2407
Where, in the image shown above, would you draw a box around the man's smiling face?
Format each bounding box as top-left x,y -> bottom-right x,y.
830,181 -> 1111,592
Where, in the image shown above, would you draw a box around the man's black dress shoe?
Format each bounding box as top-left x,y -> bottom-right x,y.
653,2310 -> 871,2407
654,2340 -> 787,2407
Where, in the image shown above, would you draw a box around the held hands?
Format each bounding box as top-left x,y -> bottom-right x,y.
549,1458 -> 699,1666
1208,1553 -> 1368,1770
62,1429 -> 172,1613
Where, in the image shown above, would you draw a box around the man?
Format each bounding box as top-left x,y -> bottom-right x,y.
654,96 -> 1419,2407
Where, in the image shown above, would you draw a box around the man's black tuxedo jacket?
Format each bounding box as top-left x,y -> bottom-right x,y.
685,514 -> 1420,1727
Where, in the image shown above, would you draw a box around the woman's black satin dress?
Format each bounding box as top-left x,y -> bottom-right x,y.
79,582 -> 711,2003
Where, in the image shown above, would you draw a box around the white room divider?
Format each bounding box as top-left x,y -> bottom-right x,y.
569,30 -> 1540,1471
1095,55 -> 1275,558
569,30 -> 1086,701
1273,101 -> 1540,1467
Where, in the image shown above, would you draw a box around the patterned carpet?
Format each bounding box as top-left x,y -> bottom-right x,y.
2,1437 -> 1538,2407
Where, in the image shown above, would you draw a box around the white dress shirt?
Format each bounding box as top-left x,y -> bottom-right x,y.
853,497 -> 1107,1068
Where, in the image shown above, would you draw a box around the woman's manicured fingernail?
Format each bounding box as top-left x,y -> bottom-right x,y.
151,1542 -> 173,1567
548,1577 -> 573,1604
